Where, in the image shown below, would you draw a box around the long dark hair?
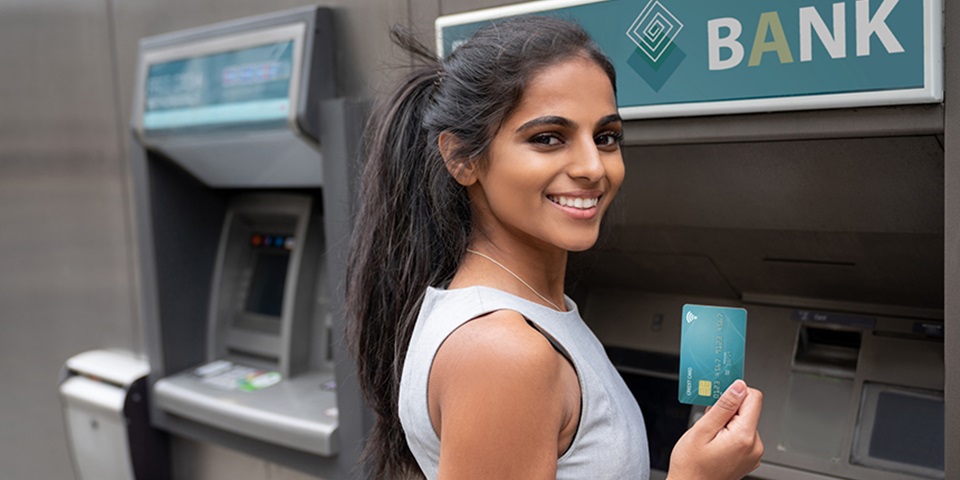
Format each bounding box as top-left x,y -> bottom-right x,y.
346,16 -> 616,479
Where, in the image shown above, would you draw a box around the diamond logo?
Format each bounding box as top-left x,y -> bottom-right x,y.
626,0 -> 684,64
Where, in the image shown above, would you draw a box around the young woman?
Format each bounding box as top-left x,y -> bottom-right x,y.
347,16 -> 764,480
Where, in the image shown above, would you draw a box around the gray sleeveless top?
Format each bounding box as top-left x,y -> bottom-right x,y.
399,286 -> 650,479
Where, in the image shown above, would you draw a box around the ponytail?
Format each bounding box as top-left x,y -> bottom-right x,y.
346,27 -> 470,479
346,18 -> 616,479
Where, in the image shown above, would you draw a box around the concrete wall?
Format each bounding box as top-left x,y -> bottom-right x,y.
0,2 -> 136,479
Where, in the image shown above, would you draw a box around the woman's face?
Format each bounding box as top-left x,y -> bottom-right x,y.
467,56 -> 624,253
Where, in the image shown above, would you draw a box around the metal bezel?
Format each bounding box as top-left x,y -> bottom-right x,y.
133,22 -> 307,141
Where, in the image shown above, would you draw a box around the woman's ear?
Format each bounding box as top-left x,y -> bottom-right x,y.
439,131 -> 478,186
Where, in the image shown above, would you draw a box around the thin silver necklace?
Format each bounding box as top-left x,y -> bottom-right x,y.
466,249 -> 564,311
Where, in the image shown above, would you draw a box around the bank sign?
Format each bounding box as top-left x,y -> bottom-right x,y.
436,0 -> 942,119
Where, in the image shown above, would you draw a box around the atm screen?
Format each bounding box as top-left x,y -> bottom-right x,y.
852,383 -> 944,477
143,40 -> 295,132
245,251 -> 290,317
869,391 -> 944,469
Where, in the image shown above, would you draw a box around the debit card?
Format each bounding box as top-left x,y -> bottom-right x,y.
678,304 -> 747,406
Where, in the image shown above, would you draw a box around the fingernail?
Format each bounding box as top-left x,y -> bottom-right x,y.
730,379 -> 746,397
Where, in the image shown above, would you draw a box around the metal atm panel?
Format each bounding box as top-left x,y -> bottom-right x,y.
580,290 -> 944,480
128,7 -> 355,475
132,9 -> 335,187
570,134 -> 946,480
152,193 -> 339,457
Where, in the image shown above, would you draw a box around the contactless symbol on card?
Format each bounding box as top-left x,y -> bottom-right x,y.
679,304 -> 747,406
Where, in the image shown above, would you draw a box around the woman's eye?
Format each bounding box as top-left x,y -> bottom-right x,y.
530,133 -> 562,146
596,131 -> 623,147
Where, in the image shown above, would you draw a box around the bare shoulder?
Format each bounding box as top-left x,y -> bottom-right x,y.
428,309 -> 570,416
429,309 -> 568,478
434,309 -> 563,388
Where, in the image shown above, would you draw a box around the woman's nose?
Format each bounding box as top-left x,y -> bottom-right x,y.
567,136 -> 605,182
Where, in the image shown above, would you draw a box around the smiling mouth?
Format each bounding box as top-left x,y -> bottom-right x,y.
546,195 -> 600,210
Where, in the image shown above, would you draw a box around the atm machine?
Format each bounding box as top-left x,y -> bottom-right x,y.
439,1 -> 949,479
128,7 -> 367,477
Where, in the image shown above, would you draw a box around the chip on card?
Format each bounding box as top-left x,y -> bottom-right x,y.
679,304 -> 747,406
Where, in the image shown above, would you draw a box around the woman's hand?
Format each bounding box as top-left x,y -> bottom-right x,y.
666,379 -> 764,480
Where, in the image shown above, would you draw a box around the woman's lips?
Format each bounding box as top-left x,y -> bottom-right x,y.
546,194 -> 601,220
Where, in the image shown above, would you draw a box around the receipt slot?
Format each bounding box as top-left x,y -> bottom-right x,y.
128,7 -> 363,476
59,350 -> 169,480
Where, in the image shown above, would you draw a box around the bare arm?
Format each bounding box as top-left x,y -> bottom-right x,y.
429,310 -> 575,480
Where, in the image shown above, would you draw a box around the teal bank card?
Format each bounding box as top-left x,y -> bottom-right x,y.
679,305 -> 747,406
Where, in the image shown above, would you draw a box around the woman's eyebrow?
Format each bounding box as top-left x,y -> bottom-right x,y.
596,113 -> 622,127
515,113 -> 622,133
515,115 -> 573,133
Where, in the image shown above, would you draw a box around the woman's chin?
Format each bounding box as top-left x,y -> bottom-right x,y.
557,236 -> 600,253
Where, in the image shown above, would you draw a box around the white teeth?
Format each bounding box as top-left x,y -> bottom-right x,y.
548,195 -> 599,209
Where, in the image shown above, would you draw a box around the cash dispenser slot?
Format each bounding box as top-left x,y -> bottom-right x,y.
793,326 -> 861,378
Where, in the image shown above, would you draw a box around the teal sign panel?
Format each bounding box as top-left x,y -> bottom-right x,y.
436,0 -> 942,119
144,40 -> 295,132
